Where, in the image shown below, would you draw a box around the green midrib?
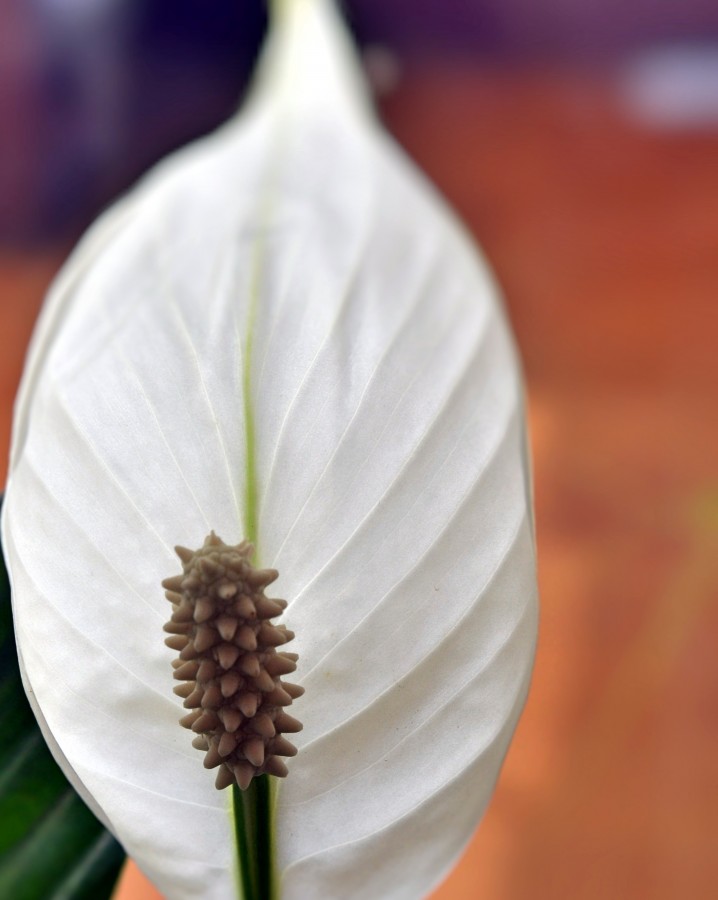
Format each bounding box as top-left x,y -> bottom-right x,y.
231,141 -> 278,899
242,298 -> 259,554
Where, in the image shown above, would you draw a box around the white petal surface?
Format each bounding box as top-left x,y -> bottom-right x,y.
2,1 -> 538,899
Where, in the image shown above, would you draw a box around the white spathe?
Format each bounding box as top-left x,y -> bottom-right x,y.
2,1 -> 538,898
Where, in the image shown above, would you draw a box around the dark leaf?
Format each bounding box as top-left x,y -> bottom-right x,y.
0,495 -> 126,900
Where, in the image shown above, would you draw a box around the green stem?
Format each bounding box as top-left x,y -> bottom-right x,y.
232,783 -> 254,899
233,147 -> 275,900
232,776 -> 275,899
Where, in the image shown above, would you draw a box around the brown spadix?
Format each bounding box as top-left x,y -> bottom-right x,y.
164,532 -> 302,790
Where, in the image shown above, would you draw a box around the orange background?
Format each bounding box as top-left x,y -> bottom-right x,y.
2,63 -> 717,900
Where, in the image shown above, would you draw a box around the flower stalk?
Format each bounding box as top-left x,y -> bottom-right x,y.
164,535 -> 301,896
233,775 -> 275,900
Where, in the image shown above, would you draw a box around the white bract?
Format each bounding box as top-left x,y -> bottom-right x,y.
2,1 -> 538,898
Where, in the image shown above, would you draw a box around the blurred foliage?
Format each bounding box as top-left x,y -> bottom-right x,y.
0,496 -> 126,900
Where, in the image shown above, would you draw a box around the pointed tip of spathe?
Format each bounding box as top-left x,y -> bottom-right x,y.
255,0 -> 373,126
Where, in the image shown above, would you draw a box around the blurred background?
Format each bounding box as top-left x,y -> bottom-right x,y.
1,1 -> 717,898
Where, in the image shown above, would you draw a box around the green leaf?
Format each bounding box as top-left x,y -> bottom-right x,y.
0,495 -> 126,900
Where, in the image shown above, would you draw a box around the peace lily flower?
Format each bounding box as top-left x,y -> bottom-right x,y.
2,0 -> 538,898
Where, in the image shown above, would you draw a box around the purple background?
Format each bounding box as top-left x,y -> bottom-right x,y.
2,0 -> 717,243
